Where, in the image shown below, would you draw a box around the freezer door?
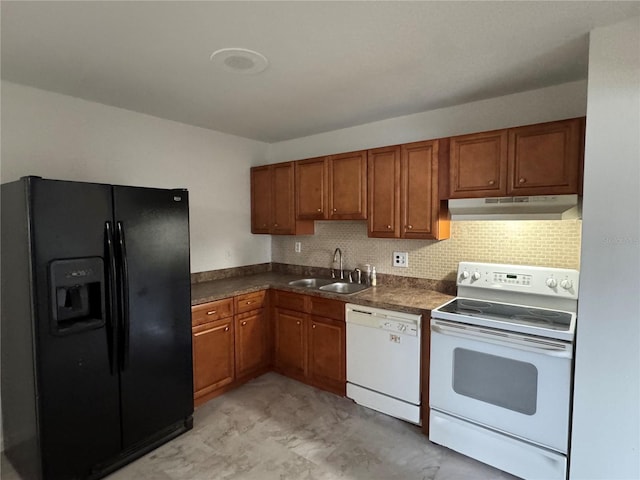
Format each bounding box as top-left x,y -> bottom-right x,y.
29,178 -> 122,479
113,186 -> 193,449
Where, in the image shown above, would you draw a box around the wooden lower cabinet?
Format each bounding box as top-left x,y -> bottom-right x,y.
308,315 -> 346,396
274,307 -> 307,380
192,317 -> 234,403
273,291 -> 346,395
235,309 -> 268,380
193,289 -> 347,406
192,290 -> 268,406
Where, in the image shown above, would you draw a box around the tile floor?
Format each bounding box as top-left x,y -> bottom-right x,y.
1,373 -> 520,479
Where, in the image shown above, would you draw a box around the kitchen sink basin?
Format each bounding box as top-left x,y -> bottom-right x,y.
288,278 -> 335,288
319,282 -> 370,294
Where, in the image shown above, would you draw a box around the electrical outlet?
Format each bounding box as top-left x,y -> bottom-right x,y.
393,251 -> 408,268
294,242 -> 302,253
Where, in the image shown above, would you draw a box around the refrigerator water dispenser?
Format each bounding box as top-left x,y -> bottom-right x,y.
49,257 -> 105,335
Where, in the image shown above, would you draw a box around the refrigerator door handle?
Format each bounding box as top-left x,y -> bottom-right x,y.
105,221 -> 119,375
116,221 -> 131,371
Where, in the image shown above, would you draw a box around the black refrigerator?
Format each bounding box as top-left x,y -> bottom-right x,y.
1,176 -> 194,480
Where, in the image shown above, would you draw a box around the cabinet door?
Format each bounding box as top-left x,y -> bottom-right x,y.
508,118 -> 582,196
328,151 -> 367,219
272,162 -> 296,234
274,308 -> 307,379
449,130 -> 508,198
192,318 -> 234,400
308,316 -> 346,396
296,157 -> 327,220
368,146 -> 400,238
250,166 -> 272,233
401,140 -> 444,239
235,310 -> 268,379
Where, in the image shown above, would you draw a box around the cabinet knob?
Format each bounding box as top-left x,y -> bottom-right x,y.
312,324 -> 316,329
387,225 -> 391,229
274,223 -> 279,227
333,208 -> 337,212
488,180 -> 495,186
519,177 -> 526,184
224,326 -> 229,332
246,301 -> 253,305
206,310 -> 217,315
317,208 -> 322,212
262,223 -> 267,227
296,321 -> 301,325
241,321 -> 247,326
407,225 -> 413,229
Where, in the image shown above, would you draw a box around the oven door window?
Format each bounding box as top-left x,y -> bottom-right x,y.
453,348 -> 538,415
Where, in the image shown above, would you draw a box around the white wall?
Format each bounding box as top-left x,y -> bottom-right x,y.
0,81 -> 271,273
570,17 -> 640,480
267,80 -> 587,162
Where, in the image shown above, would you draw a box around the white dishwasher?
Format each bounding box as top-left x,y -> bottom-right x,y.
346,303 -> 422,424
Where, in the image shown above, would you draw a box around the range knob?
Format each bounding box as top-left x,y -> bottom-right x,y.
461,271 -> 470,280
546,278 -> 558,288
471,272 -> 481,281
560,279 -> 573,290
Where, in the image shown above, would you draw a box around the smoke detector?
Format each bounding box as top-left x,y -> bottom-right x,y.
209,48 -> 269,74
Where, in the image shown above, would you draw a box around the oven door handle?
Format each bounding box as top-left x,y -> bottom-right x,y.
431,321 -> 573,359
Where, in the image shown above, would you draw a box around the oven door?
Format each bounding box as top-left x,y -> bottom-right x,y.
429,318 -> 572,453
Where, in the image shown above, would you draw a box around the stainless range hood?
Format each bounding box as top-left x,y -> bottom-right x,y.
448,194 -> 581,221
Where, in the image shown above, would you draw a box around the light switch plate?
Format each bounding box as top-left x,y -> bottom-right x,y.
393,252 -> 408,267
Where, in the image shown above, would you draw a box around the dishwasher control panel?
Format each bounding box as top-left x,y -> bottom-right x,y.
346,304 -> 421,337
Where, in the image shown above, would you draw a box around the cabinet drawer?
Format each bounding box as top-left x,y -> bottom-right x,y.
274,290 -> 307,312
308,296 -> 345,321
235,290 -> 266,314
192,298 -> 234,326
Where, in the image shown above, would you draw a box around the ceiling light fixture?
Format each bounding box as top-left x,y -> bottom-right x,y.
209,48 -> 269,74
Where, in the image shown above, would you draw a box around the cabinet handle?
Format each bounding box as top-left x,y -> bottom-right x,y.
407,225 -> 413,229
241,321 -> 247,326
206,310 -> 217,315
296,321 -> 301,325
488,180 -> 495,185
312,324 -> 316,329
519,177 -> 526,184
224,326 -> 229,332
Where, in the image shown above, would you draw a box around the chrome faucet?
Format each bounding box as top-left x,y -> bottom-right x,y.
332,248 -> 344,280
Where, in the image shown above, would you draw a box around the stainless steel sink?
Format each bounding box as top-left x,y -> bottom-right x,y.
288,278 -> 335,288
318,282 -> 370,294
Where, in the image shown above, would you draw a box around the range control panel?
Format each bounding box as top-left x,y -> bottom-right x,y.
457,262 -> 580,299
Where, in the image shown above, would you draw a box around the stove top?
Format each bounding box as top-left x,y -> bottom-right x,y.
431,262 -> 580,342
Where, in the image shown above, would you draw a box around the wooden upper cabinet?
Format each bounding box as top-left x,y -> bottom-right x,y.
328,151 -> 367,220
401,140 -> 449,240
368,141 -> 449,240
250,166 -> 272,233
368,146 -> 401,238
296,157 -> 327,220
250,162 -> 314,235
448,118 -> 585,199
508,118 -> 582,196
449,130 -> 509,198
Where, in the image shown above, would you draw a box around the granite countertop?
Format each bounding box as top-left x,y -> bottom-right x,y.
191,272 -> 454,315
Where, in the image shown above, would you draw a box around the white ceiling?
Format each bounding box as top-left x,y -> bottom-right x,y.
2,1 -> 638,143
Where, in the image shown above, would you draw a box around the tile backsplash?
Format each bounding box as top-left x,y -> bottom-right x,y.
272,220 -> 582,282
